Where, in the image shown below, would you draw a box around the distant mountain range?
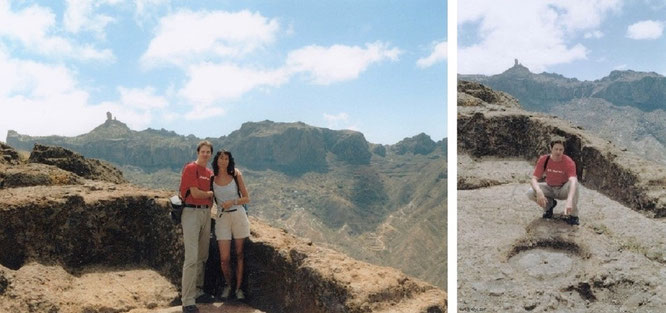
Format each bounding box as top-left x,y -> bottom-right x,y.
7,118 -> 445,175
460,61 -> 666,164
5,118 -> 447,289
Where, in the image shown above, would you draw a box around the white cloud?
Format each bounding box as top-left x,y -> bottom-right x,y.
0,48 -> 79,99
175,41 -> 399,116
118,86 -> 168,110
584,30 -> 604,39
322,112 -> 360,131
324,112 -> 349,122
133,0 -> 172,28
161,111 -> 180,122
178,63 -> 289,106
175,41 -> 399,113
417,40 -> 447,68
64,0 -> 116,38
136,0 -> 170,17
323,112 -> 349,128
458,0 -> 620,75
141,9 -> 280,68
286,41 -> 401,84
183,104 -> 225,121
0,49 -> 159,141
0,2 -> 113,61
626,20 -> 664,40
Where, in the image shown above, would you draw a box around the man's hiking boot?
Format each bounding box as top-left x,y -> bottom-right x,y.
567,215 -> 580,226
542,199 -> 557,219
195,293 -> 215,304
183,305 -> 199,313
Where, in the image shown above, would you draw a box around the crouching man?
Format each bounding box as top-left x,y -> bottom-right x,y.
527,138 -> 580,225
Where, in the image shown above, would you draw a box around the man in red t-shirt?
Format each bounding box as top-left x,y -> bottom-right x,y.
527,138 -> 580,225
179,141 -> 215,313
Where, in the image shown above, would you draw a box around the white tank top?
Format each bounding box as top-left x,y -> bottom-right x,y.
213,179 -> 241,209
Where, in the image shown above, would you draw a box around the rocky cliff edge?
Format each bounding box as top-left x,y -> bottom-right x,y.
0,143 -> 445,313
458,80 -> 666,218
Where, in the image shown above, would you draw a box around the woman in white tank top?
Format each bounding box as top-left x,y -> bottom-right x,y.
211,150 -> 251,300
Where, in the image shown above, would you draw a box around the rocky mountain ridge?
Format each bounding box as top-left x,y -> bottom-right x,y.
6,117 -> 445,176
459,62 -> 666,165
460,61 -> 666,112
0,143 -> 446,313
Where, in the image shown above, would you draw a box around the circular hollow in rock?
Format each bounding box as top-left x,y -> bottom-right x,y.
507,238 -> 584,280
513,248 -> 574,278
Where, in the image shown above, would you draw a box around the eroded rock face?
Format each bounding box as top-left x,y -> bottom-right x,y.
245,219 -> 446,313
29,144 -> 127,184
458,80 -> 666,217
0,143 -> 20,165
1,160 -> 87,189
226,121 -> 373,173
329,132 -> 372,164
0,184 -> 179,275
457,80 -> 520,108
0,144 -> 446,313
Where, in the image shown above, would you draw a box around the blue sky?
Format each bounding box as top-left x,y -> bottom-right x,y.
458,0 -> 666,81
0,1 -> 446,145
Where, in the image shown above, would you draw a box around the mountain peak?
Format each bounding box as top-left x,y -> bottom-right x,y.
501,59 -> 532,77
88,114 -> 131,138
393,133 -> 437,155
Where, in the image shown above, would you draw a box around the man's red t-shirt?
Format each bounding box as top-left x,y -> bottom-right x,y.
179,162 -> 213,206
533,154 -> 576,187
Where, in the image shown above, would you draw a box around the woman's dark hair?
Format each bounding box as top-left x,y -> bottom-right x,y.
212,150 -> 235,176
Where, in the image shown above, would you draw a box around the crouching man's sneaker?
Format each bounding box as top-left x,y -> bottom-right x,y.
542,199 -> 557,219
567,215 -> 579,225
183,305 -> 199,313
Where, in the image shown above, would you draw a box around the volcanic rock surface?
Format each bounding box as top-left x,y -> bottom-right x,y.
0,144 -> 446,313
457,81 -> 666,312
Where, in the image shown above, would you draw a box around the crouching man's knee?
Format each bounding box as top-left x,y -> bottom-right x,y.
526,188 -> 537,202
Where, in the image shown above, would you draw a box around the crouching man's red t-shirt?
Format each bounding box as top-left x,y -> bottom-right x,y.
533,155 -> 576,187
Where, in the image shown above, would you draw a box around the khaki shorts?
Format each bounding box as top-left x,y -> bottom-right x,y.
526,180 -> 579,216
215,206 -> 250,240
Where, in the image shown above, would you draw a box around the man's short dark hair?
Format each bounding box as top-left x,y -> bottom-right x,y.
550,137 -> 566,148
197,140 -> 213,152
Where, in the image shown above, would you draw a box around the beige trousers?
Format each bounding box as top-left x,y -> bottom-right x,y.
527,181 -> 579,216
181,208 -> 211,306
